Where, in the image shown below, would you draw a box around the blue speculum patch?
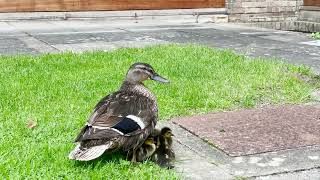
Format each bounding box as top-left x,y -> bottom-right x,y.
113,117 -> 141,134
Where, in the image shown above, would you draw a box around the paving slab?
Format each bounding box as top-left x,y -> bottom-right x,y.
35,33 -> 97,45
0,37 -> 38,55
158,122 -> 234,180
17,36 -> 59,53
0,22 -> 22,35
173,139 -> 233,180
161,120 -> 320,179
52,39 -> 168,52
6,21 -> 76,34
173,105 -> 320,156
253,168 -> 320,180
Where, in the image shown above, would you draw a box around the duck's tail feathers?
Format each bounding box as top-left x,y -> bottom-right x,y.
68,142 -> 114,161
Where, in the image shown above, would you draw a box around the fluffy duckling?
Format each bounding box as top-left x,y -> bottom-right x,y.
151,128 -> 161,148
151,127 -> 175,169
135,136 -> 157,162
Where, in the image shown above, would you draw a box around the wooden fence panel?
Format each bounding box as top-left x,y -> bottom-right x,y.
0,0 -> 225,12
304,0 -> 320,6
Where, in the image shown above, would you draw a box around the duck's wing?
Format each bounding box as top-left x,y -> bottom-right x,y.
69,91 -> 156,161
75,91 -> 155,141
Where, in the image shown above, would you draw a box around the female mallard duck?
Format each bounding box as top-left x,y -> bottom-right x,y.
68,62 -> 169,162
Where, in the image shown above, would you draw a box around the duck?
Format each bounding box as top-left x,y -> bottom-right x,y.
151,127 -> 175,168
134,136 -> 157,162
68,62 -> 169,162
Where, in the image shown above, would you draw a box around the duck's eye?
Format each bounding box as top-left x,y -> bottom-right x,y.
141,67 -> 152,73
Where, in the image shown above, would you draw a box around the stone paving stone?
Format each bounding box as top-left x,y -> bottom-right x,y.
173,105 -> 320,156
158,122 -> 234,180
254,168 -> 320,180
162,122 -> 320,178
122,24 -> 199,30
301,40 -> 320,47
173,139 -> 233,180
52,42 -> 117,52
52,39 -> 168,52
35,33 -> 95,45
0,37 -> 38,55
34,31 -> 165,47
92,31 -> 156,42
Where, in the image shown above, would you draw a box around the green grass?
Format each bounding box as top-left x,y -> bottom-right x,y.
310,32 -> 320,40
0,44 -> 318,179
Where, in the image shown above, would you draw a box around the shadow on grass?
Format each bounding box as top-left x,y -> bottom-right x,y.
72,151 -> 129,168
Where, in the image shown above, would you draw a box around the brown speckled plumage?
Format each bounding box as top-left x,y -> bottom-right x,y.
69,63 -> 169,161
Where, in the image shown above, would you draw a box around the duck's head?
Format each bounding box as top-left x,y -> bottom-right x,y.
161,127 -> 174,138
144,137 -> 155,145
126,62 -> 169,83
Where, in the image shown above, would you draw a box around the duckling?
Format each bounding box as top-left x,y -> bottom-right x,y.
68,63 -> 169,162
151,127 -> 175,169
135,136 -> 157,162
151,128 -> 161,148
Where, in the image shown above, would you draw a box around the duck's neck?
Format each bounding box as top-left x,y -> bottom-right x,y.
121,80 -> 159,123
121,81 -> 155,100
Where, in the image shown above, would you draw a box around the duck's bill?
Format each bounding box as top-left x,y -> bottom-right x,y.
151,74 -> 170,83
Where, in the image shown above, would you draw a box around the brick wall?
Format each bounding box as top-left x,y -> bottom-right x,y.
227,0 -> 303,22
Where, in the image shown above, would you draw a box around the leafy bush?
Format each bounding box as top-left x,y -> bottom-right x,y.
310,32 -> 320,40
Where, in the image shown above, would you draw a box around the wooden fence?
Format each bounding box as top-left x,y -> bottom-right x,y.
0,0 -> 225,12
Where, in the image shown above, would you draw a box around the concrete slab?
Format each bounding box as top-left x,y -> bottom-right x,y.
35,33 -> 96,45
52,42 -> 117,52
253,168 -> 320,180
48,20 -> 123,33
33,30 -> 170,52
227,145 -> 320,177
174,140 -> 233,180
6,21 -> 76,34
301,40 -> 320,47
173,105 -> 320,156
34,31 -> 161,44
162,121 -> 320,178
0,22 -> 22,35
0,37 -> 38,55
52,39 -> 168,52
158,122 -> 234,180
17,36 -> 59,53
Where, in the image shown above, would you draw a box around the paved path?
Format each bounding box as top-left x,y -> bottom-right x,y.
1,20 -> 320,72
170,104 -> 320,180
165,121 -> 320,180
1,19 -> 320,179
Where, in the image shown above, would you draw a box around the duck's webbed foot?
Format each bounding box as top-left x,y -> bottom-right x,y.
131,149 -> 137,163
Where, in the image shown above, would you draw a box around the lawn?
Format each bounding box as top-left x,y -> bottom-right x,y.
0,44 -> 318,179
